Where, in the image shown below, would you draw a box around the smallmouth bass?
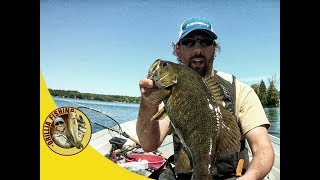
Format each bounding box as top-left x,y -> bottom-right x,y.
66,112 -> 84,149
147,59 -> 241,179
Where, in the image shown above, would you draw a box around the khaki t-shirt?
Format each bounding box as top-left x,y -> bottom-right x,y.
235,79 -> 270,136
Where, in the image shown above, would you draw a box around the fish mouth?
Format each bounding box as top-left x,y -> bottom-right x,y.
164,85 -> 173,90
153,79 -> 174,90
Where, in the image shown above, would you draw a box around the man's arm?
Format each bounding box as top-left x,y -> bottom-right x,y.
239,125 -> 275,180
136,78 -> 170,152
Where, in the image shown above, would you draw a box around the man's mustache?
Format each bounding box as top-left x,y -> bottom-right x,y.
190,54 -> 206,61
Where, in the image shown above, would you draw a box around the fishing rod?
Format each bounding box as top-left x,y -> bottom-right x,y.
64,100 -> 141,146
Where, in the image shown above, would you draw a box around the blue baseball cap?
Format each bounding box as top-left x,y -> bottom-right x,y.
54,117 -> 64,125
178,17 -> 217,41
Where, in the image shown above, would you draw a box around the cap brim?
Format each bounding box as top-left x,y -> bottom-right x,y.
179,29 -> 217,40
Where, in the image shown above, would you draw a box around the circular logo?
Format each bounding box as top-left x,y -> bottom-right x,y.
43,107 -> 92,156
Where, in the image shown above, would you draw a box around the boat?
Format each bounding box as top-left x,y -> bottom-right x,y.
89,119 -> 280,180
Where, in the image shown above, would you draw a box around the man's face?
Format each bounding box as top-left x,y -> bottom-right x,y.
55,121 -> 66,132
177,31 -> 215,77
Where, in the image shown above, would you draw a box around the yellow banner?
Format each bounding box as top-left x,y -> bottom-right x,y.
40,72 -> 148,180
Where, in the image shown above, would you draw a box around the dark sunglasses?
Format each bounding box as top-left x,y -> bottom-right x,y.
55,121 -> 64,126
180,38 -> 215,48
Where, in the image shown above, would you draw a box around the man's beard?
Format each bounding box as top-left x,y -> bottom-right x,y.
188,54 -> 210,77
189,64 -> 207,77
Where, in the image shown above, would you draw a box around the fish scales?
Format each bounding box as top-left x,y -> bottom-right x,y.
147,59 -> 241,180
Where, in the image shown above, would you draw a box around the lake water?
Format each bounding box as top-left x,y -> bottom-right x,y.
53,97 -> 280,138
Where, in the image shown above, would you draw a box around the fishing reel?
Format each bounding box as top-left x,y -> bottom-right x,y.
109,137 -> 127,150
107,137 -> 128,162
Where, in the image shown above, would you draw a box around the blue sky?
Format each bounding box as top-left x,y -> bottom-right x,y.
40,0 -> 280,97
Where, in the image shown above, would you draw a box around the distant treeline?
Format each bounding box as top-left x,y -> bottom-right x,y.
48,89 -> 141,103
49,75 -> 280,107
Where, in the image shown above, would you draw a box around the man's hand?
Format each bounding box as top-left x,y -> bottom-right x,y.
139,78 -> 159,101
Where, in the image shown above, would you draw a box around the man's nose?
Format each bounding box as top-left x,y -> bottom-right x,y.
194,43 -> 203,55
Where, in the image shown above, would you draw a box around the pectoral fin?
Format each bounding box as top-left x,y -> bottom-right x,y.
150,107 -> 167,121
175,148 -> 193,174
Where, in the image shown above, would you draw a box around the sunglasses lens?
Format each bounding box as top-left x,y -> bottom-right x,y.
200,39 -> 214,47
181,38 -> 196,47
181,38 -> 214,48
55,121 -> 64,125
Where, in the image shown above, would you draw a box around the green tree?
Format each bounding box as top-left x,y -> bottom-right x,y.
258,80 -> 267,106
266,75 -> 280,106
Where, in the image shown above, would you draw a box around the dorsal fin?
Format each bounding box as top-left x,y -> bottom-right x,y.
203,76 -> 224,105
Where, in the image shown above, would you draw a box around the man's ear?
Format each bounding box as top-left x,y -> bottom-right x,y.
175,44 -> 182,59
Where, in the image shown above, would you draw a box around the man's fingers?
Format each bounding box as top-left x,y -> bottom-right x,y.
139,78 -> 155,88
139,78 -> 160,99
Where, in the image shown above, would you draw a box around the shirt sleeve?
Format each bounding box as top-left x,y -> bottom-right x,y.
235,80 -> 270,135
